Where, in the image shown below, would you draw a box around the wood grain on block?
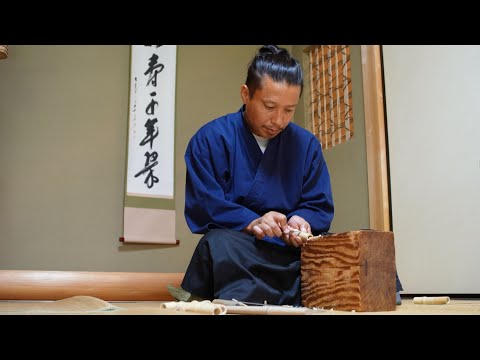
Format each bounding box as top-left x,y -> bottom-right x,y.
301,230 -> 396,312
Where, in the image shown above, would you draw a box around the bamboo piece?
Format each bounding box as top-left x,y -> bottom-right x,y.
413,296 -> 450,305
0,270 -> 184,301
161,300 -> 227,315
212,299 -> 310,315
225,305 -> 309,315
291,230 -> 314,241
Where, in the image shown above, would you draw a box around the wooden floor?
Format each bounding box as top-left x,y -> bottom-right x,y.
334,298 -> 480,315
1,296 -> 480,315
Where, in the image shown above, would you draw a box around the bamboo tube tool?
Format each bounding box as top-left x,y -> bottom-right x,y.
413,296 -> 450,305
212,299 -> 311,315
288,229 -> 314,241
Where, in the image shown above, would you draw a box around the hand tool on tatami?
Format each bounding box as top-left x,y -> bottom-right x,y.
212,298 -> 315,315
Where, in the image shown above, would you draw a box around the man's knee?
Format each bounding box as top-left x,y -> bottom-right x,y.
201,228 -> 244,244
198,229 -> 252,257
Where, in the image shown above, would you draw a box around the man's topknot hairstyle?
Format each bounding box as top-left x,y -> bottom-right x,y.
245,45 -> 303,98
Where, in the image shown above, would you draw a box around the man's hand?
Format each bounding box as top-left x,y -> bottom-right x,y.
244,213 -> 312,248
281,215 -> 312,248
244,211 -> 289,240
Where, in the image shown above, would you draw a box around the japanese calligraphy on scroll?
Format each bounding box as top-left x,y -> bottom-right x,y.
126,45 -> 177,198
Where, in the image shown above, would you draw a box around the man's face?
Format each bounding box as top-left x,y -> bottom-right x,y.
241,76 -> 301,139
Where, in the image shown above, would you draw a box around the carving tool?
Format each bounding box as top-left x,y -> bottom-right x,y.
212,298 -> 314,315
287,229 -> 314,241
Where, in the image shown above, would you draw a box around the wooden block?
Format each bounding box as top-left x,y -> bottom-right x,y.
301,230 -> 396,312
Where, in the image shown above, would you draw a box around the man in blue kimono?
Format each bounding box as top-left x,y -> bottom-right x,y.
180,45 -> 334,306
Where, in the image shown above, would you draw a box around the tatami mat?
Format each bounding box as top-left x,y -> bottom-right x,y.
0,296 -> 191,315
1,296 -> 479,315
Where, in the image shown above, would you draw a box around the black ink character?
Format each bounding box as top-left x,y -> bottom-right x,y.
144,54 -> 164,87
134,151 -> 159,189
145,92 -> 158,115
139,118 -> 159,149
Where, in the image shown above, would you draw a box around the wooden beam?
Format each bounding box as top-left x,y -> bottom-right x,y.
0,270 -> 184,301
361,45 -> 390,231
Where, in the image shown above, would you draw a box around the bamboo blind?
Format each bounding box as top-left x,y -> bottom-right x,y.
306,45 -> 354,150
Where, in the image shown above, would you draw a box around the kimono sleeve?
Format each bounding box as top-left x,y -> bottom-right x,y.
184,146 -> 259,234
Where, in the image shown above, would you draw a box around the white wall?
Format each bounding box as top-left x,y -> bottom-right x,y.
383,45 -> 480,293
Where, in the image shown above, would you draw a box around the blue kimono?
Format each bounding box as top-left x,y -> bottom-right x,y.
184,107 -> 334,245
182,107 -> 334,305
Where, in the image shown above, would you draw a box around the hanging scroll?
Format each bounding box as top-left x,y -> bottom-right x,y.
122,45 -> 177,245
126,45 -> 176,198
